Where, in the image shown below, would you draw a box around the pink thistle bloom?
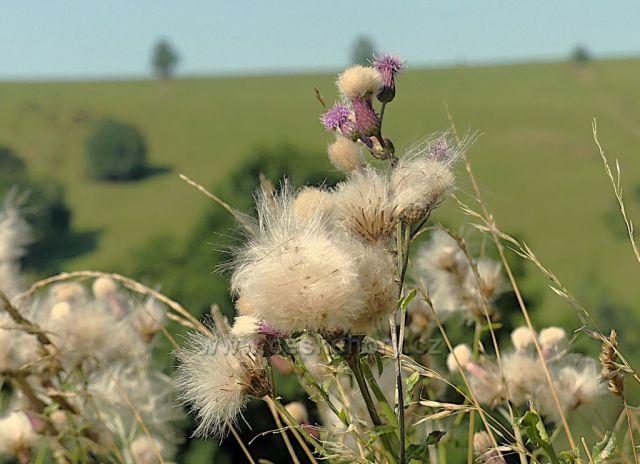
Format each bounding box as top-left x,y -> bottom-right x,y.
320,103 -> 358,140
372,54 -> 405,102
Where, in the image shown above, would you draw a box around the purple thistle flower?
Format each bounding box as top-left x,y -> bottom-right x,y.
372,54 -> 405,103
258,322 -> 284,338
352,96 -> 381,137
320,102 -> 358,140
427,136 -> 451,162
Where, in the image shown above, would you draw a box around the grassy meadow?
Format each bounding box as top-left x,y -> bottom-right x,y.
1,58 -> 640,329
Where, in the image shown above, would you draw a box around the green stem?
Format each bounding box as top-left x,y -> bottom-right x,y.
345,349 -> 398,462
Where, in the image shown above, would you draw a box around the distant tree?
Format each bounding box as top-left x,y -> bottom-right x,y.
152,39 -> 180,79
86,119 -> 148,181
350,36 -> 377,66
571,45 -> 591,64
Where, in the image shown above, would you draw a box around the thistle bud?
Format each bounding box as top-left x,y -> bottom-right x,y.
372,54 -> 405,103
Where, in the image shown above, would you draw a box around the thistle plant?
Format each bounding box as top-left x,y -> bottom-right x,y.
1,52 -> 640,464
171,55 -> 617,464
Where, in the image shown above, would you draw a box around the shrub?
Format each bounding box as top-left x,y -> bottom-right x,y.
86,119 -> 147,181
0,145 -> 72,272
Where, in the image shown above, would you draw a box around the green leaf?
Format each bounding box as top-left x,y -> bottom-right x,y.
373,351 -> 384,377
592,431 -> 617,463
406,371 -> 421,396
406,431 -> 446,462
400,288 -> 418,312
338,408 -> 349,425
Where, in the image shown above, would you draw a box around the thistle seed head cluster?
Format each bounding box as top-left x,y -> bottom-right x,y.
0,200 -> 177,463
449,326 -> 604,419
175,328 -> 269,438
414,229 -> 504,321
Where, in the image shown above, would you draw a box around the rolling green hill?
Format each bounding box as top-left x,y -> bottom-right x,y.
1,58 -> 640,327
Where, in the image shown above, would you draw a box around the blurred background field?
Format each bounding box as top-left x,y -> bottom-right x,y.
1,58 -> 639,328
2,1 -> 640,461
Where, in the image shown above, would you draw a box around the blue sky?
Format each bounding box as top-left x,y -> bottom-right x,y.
1,1 -> 639,80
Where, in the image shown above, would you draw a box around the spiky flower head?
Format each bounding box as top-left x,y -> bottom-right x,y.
333,167 -> 397,243
391,155 -> 455,223
372,54 -> 405,102
175,329 -> 269,438
327,136 -> 365,172
352,96 -> 381,136
320,103 -> 358,140
231,187 -> 370,333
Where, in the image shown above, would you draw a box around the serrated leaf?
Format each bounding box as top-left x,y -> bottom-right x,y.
592,431 -> 616,463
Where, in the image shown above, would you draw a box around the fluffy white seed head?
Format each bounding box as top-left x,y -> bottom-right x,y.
415,230 -> 471,319
50,410 -> 70,433
333,167 -> 397,243
47,303 -> 143,366
231,188 -> 370,333
130,298 -> 166,343
503,353 -> 545,405
391,158 -> 454,223
0,197 -> 31,298
50,301 -> 71,320
350,246 -> 398,334
0,411 -> 38,456
328,136 -> 365,172
285,401 -> 309,424
130,436 -> 166,464
292,187 -> 336,223
92,277 -> 118,299
234,296 -> 256,316
50,282 -> 86,303
447,344 -> 472,372
510,326 -> 536,351
175,330 -> 269,438
407,293 -> 432,334
539,327 -> 566,351
0,314 -> 39,373
337,65 -> 383,99
473,431 -> 506,464
231,315 -> 261,338
0,199 -> 31,263
475,258 -> 503,299
552,355 -> 604,411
